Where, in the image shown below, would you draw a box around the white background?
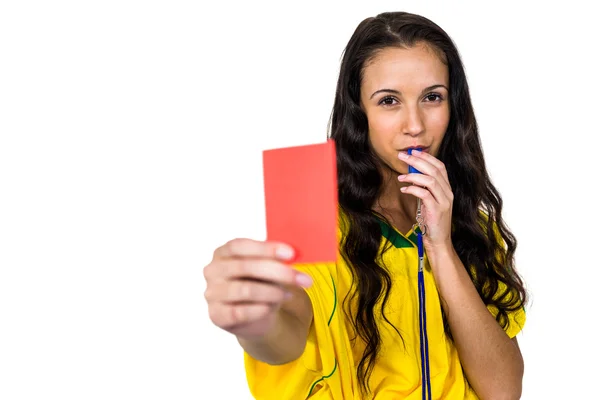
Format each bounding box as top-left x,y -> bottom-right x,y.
1,1 -> 598,399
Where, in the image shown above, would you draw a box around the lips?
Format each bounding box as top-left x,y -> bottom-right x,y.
400,146 -> 429,152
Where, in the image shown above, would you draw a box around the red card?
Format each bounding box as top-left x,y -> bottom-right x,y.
262,139 -> 338,264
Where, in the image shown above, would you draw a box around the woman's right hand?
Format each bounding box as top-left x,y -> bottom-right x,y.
203,238 -> 313,339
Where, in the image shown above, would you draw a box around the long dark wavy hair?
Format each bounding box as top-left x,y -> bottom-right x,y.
328,11 -> 528,396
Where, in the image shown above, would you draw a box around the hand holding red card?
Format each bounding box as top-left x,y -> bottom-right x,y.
262,139 -> 338,264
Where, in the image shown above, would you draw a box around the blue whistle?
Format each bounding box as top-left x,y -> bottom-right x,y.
407,148 -> 422,174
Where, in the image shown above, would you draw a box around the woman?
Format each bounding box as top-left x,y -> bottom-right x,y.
203,11 -> 527,400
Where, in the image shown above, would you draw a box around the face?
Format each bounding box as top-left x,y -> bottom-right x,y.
360,43 -> 450,175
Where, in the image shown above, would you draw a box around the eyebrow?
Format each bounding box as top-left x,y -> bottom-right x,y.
369,84 -> 449,99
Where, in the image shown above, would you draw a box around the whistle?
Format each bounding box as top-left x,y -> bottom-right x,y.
407,148 -> 422,174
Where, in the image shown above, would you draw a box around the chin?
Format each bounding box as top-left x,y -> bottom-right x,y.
388,160 -> 408,176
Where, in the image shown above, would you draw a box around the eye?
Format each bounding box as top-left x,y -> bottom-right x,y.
423,92 -> 444,102
378,96 -> 398,106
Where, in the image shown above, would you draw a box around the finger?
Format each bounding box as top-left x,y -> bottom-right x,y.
213,238 -> 295,262
400,184 -> 438,210
397,173 -> 449,204
410,149 -> 449,181
398,151 -> 452,194
208,302 -> 274,330
205,279 -> 290,304
219,259 -> 313,288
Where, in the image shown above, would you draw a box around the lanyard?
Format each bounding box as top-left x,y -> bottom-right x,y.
415,198 -> 432,400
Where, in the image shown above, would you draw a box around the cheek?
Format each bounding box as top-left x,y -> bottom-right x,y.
425,107 -> 450,134
368,110 -> 399,142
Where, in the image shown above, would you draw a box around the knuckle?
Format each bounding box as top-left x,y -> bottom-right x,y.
229,238 -> 250,253
241,282 -> 254,299
232,280 -> 252,301
232,305 -> 246,325
202,263 -> 213,280
208,306 -> 221,326
226,238 -> 240,246
236,259 -> 251,276
224,238 -> 238,253
230,260 -> 242,276
204,280 -> 221,302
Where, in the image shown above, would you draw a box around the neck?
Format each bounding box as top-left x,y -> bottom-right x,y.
373,167 -> 419,230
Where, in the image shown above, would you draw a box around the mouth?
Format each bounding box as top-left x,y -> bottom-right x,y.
400,146 -> 430,153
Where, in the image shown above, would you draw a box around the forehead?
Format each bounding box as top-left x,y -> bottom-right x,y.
361,44 -> 449,91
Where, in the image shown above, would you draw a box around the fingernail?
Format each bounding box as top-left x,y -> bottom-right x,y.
275,245 -> 295,260
412,149 -> 421,155
398,152 -> 408,160
398,174 -> 406,180
295,273 -> 313,288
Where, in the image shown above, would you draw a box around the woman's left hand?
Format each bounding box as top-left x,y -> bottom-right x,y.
397,149 -> 454,252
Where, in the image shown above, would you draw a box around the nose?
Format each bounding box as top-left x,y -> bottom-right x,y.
402,105 -> 425,137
